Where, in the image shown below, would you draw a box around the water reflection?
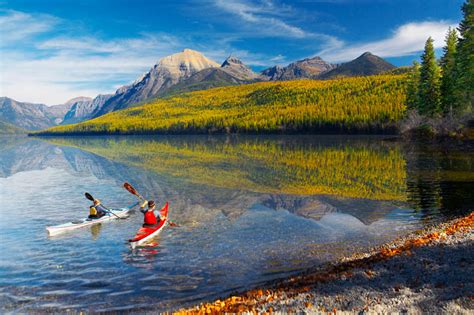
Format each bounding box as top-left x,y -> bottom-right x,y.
0,135 -> 472,312
90,224 -> 102,240
125,243 -> 161,269
35,135 -> 474,221
404,139 -> 474,220
44,135 -> 407,201
1,135 -> 472,228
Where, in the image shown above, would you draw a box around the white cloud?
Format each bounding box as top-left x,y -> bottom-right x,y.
1,39 -> 181,104
0,8 -> 290,105
0,10 -> 185,104
0,10 -> 59,43
214,0 -> 309,38
319,21 -> 456,62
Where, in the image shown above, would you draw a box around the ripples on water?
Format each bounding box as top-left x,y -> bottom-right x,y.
0,135 -> 472,312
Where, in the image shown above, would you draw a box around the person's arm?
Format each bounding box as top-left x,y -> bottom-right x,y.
139,200 -> 148,214
96,204 -> 108,213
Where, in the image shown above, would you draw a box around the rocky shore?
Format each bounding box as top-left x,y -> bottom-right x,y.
178,212 -> 474,314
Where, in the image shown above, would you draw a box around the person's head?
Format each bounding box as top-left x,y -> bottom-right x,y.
148,200 -> 155,210
93,199 -> 101,206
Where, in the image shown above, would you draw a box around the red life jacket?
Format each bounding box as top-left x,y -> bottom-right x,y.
144,210 -> 157,225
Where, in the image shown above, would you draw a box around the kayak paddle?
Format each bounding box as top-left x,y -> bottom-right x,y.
123,182 -> 179,227
123,182 -> 145,201
84,192 -> 123,220
85,192 -> 95,201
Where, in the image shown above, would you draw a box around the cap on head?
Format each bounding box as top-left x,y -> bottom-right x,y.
148,200 -> 155,208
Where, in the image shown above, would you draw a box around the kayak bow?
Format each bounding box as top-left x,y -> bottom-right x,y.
129,202 -> 169,249
46,202 -> 138,236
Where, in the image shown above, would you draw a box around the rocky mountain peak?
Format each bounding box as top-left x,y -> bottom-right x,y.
92,49 -> 220,117
62,94 -> 113,125
318,52 -> 395,79
220,55 -> 259,81
261,56 -> 334,81
260,65 -> 284,81
64,96 -> 93,106
0,97 -> 66,130
360,52 -> 374,57
156,49 -> 220,76
221,56 -> 244,67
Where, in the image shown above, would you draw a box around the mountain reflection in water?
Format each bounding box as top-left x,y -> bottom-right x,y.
0,135 -> 472,312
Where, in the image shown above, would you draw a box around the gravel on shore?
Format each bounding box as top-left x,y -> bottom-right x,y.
177,212 -> 474,314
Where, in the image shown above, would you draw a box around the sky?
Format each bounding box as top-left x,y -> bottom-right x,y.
0,0 -> 464,105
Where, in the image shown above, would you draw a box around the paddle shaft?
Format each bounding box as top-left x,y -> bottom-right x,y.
123,183 -> 179,227
84,192 -> 122,220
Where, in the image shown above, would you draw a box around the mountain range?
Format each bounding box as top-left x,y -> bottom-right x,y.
93,49 -> 221,117
0,49 -> 396,132
0,97 -> 72,130
0,95 -> 113,131
318,52 -> 395,79
261,56 -> 336,81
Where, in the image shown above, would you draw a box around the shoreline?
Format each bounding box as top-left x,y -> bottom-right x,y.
177,212 -> 474,314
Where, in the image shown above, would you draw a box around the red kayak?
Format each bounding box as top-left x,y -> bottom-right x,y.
129,202 -> 169,249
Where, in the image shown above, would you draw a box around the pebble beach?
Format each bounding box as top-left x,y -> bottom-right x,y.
178,212 -> 474,314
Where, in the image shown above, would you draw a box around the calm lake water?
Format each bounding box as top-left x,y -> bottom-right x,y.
0,135 -> 472,312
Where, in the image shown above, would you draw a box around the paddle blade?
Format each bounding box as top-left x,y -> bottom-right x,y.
169,221 -> 179,227
123,182 -> 139,196
85,192 -> 94,201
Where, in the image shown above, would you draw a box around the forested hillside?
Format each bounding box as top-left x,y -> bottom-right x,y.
35,74 -> 407,135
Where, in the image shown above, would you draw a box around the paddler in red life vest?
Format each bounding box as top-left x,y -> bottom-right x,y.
140,200 -> 163,227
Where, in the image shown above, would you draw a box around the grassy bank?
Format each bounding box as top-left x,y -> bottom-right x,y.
34,75 -> 407,135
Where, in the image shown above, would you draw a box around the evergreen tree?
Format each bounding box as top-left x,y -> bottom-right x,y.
418,37 -> 442,116
440,28 -> 458,116
455,0 -> 474,113
407,61 -> 421,109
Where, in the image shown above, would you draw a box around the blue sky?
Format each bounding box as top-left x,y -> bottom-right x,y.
0,0 -> 464,104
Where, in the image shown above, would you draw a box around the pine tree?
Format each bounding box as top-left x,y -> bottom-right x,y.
455,0 -> 474,113
440,28 -> 458,116
418,37 -> 442,116
407,61 -> 421,109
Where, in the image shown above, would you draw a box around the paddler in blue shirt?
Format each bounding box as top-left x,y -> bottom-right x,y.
88,199 -> 107,219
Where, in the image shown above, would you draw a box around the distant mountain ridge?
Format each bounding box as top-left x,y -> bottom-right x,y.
220,56 -> 260,81
319,52 -> 396,79
0,95 -> 114,130
93,49 -> 220,117
2,50 -> 397,133
62,94 -> 112,125
161,56 -> 261,96
261,56 -> 336,81
0,97 -> 74,130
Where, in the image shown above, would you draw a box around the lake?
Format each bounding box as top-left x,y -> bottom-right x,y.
0,135 -> 472,312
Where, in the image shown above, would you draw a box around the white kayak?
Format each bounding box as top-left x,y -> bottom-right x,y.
46,202 -> 138,236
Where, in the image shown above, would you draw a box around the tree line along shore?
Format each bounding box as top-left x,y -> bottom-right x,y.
32,1 -> 472,137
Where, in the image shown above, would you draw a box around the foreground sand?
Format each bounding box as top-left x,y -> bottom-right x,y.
177,212 -> 474,314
